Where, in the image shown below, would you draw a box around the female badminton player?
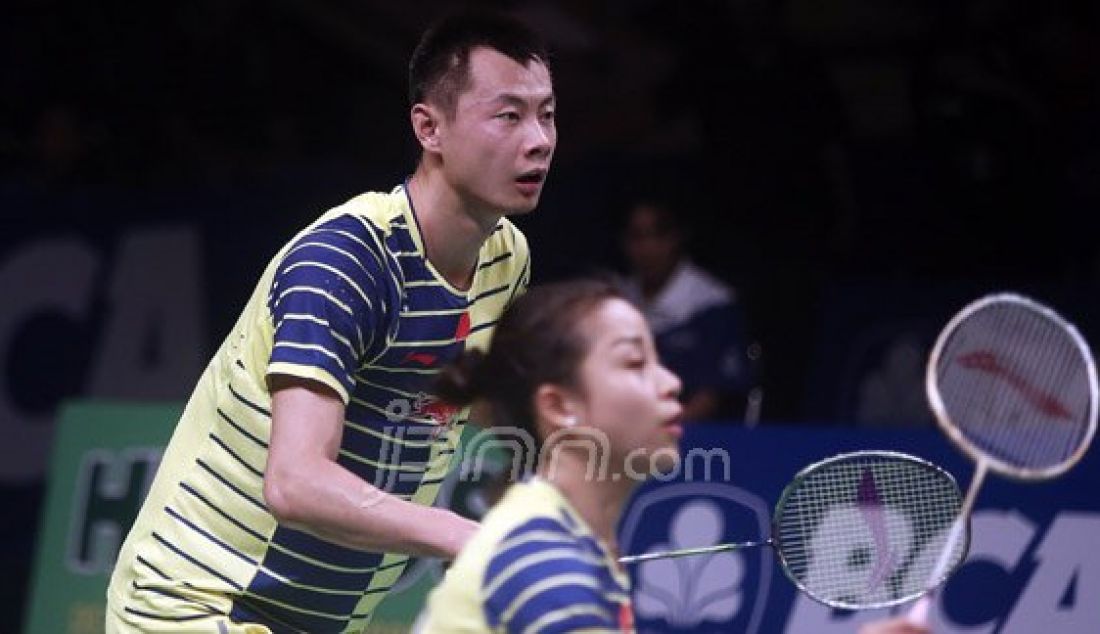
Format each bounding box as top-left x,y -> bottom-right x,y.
419,278 -> 681,633
417,279 -> 929,634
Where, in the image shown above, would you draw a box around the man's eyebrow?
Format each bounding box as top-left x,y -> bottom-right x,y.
492,93 -> 556,108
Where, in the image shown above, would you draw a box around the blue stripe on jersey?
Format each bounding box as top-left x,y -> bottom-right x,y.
229,598 -> 305,634
402,283 -> 460,307
268,215 -> 399,396
269,526 -> 390,571
471,283 -> 510,305
508,598 -> 616,634
245,569 -> 360,617
135,555 -> 172,581
482,518 -> 622,631
518,610 -> 614,634
179,482 -> 267,543
368,341 -> 464,375
340,429 -> 433,475
507,253 -> 531,306
257,531 -> 387,591
227,384 -> 270,418
151,532 -> 242,591
394,311 -> 468,341
131,581 -> 223,616
483,560 -> 619,632
485,519 -> 593,579
217,408 -> 269,449
479,251 -> 514,270
195,459 -> 267,511
164,506 -> 257,566
335,452 -> 425,498
468,320 -> 498,336
124,607 -> 216,623
209,433 -> 264,478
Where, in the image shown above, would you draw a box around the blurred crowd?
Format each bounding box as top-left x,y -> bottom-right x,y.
3,0 -> 1100,423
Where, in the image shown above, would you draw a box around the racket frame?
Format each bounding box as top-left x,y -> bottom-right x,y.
926,292 -> 1100,481
772,449 -> 969,610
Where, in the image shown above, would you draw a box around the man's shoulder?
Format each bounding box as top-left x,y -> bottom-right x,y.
487,217 -> 529,255
314,187 -> 408,238
280,187 -> 412,264
476,217 -> 530,287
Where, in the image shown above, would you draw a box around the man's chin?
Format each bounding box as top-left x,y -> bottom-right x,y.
506,195 -> 541,215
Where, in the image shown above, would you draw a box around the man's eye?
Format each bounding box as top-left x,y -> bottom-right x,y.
497,112 -> 520,122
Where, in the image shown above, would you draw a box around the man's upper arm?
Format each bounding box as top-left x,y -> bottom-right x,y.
266,215 -> 393,403
268,376 -> 346,463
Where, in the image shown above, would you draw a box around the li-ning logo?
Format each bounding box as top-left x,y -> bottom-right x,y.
619,483 -> 773,634
956,349 -> 1073,419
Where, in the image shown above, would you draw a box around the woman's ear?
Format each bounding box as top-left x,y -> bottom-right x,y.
533,384 -> 581,435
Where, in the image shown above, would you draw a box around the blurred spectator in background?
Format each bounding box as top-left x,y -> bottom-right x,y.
618,198 -> 753,422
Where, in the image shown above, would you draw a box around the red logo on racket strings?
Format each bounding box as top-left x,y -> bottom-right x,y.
956,350 -> 1073,419
857,469 -> 898,593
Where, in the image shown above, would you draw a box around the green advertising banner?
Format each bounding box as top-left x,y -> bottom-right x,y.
24,402 -> 180,634
23,402 -> 505,634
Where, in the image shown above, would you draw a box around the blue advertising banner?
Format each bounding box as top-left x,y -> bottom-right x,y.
619,425 -> 1098,634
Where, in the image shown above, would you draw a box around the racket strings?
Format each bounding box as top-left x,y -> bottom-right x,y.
775,455 -> 964,609
936,301 -> 1093,472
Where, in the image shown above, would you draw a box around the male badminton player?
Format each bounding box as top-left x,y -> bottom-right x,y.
106,11 -> 552,633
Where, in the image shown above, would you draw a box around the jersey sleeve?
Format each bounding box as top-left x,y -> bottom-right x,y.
266,214 -> 393,403
481,519 -> 624,634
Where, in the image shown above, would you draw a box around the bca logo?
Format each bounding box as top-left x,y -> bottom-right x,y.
619,483 -> 774,634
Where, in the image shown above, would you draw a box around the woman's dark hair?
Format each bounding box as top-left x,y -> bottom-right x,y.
435,279 -> 623,447
409,11 -> 550,116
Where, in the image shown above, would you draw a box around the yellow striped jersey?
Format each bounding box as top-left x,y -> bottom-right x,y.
107,183 -> 530,633
421,478 -> 635,634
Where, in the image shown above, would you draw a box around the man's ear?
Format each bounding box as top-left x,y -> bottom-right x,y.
533,383 -> 581,434
411,103 -> 442,152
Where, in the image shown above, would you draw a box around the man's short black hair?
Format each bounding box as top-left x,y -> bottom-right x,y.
409,11 -> 550,116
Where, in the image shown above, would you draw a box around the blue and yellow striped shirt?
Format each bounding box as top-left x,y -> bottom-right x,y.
421,478 -> 634,634
108,183 -> 530,633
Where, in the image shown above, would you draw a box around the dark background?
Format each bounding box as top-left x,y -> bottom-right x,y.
3,1 -> 1100,631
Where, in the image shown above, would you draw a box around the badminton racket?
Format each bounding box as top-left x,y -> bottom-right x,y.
620,450 -> 969,610
907,292 -> 1099,623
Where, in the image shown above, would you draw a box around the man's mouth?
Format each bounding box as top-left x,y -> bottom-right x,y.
516,169 -> 545,184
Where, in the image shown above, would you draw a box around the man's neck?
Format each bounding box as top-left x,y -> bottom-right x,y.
406,168 -> 501,291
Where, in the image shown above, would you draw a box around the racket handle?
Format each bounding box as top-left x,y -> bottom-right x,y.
906,594 -> 932,625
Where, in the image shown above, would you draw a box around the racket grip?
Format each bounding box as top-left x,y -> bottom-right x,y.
906,595 -> 932,625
